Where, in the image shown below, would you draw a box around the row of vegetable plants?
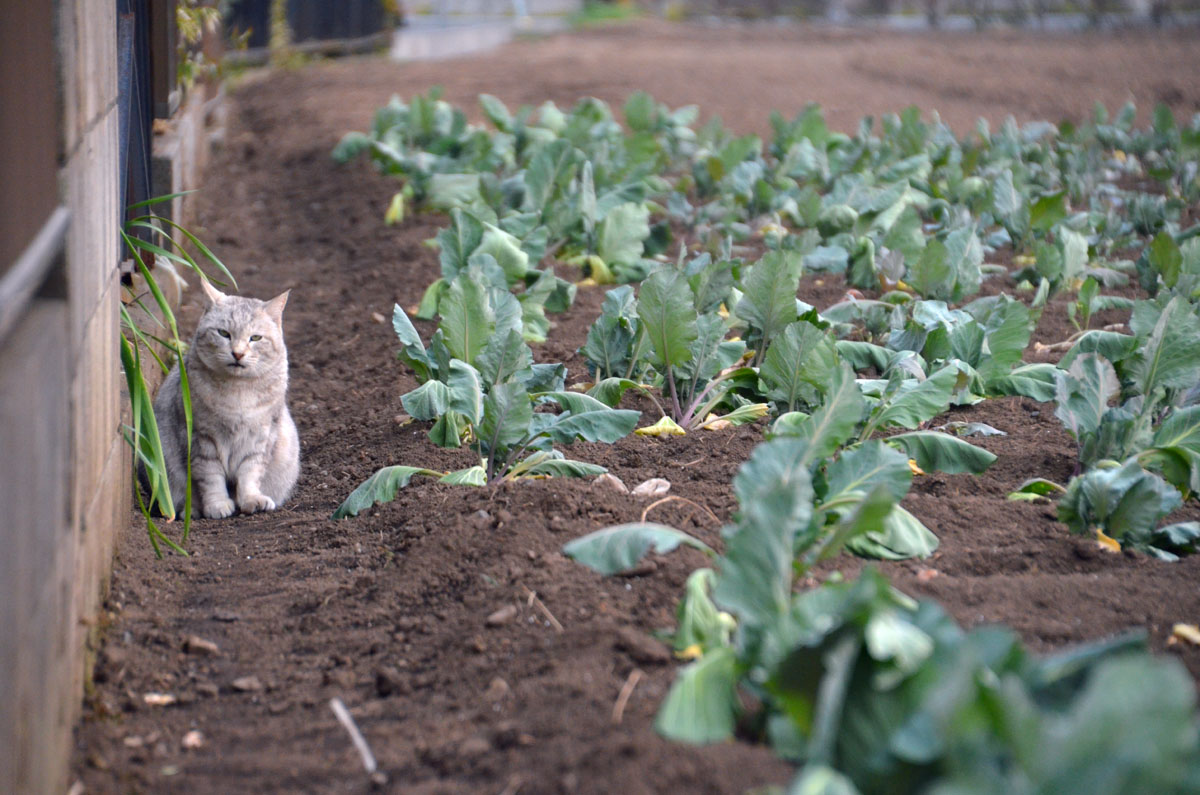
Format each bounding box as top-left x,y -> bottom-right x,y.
329,90 -> 1200,791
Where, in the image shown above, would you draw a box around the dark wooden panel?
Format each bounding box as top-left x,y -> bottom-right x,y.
0,3 -> 60,274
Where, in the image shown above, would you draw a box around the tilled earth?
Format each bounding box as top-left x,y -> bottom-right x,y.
75,20 -> 1200,794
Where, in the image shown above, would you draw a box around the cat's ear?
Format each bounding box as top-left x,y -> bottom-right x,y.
199,278 -> 226,306
264,290 -> 290,325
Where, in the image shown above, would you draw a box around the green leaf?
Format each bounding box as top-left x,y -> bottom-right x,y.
563,523 -> 715,575
392,304 -> 434,382
587,377 -> 646,408
597,203 -> 651,267
787,765 -> 863,795
440,465 -> 487,486
1059,227 -> 1089,286
674,568 -> 731,655
521,458 -> 608,478
989,362 -> 1058,402
524,139 -> 577,213
655,646 -> 739,745
477,221 -> 530,284
846,504 -> 939,560
887,431 -> 997,474
476,328 -> 533,386
332,465 -> 442,518
638,268 -> 698,373
943,227 -> 983,300
542,407 -> 641,445
1030,191 -> 1068,233
1152,405 -> 1200,454
736,250 -> 803,351
1054,353 -> 1119,440
478,93 -> 513,132
437,209 -> 484,280
446,359 -> 484,424
717,439 -> 815,623
1128,296 -> 1200,399
479,381 -> 534,458
760,321 -> 839,412
771,363 -> 865,461
824,441 -> 913,506
439,274 -> 492,364
1148,231 -> 1184,288
1057,460 -> 1182,547
400,379 -> 451,421
427,173 -> 482,210
874,365 -> 958,430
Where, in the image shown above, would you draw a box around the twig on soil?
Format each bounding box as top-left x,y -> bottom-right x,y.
521,586 -> 564,633
330,697 -> 379,776
640,495 -> 720,526
612,669 -> 644,724
678,457 -> 704,468
499,774 -> 524,795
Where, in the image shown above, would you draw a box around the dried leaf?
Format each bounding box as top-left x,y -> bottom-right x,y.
1170,624 -> 1200,646
632,478 -> 671,497
1096,528 -> 1122,553
594,473 -> 629,494
908,459 -> 926,476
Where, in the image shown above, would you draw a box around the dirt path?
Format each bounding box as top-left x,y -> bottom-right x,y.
75,21 -> 1200,794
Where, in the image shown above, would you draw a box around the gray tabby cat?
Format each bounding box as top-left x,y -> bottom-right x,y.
154,279 -> 300,518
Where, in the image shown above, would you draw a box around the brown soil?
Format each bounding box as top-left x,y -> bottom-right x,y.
74,21 -> 1200,794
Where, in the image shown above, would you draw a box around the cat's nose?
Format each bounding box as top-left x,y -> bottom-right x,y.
232,349 -> 246,361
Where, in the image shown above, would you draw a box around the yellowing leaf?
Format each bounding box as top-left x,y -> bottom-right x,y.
384,192 -> 405,225
701,413 -> 733,431
1113,149 -> 1127,162
908,459 -> 926,476
1170,623 -> 1200,646
635,416 -> 686,437
1095,528 -> 1121,553
675,643 -> 703,661
575,277 -> 598,287
717,303 -> 730,319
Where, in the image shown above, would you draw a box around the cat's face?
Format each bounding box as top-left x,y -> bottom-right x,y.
193,282 -> 289,378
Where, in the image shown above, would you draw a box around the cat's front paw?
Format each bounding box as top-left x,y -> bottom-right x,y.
238,493 -> 277,514
203,497 -> 237,519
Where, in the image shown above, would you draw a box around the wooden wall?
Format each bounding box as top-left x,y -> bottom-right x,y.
0,2 -> 126,792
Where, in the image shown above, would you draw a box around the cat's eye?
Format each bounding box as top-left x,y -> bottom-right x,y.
250,334 -> 262,342
217,329 -> 231,338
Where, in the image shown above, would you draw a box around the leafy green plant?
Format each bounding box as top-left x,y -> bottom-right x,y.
331,276 -> 640,518
581,257 -> 766,432
566,438 -> 1200,794
120,193 -> 236,556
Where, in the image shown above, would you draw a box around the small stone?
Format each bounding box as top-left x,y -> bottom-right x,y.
614,627 -> 671,666
230,676 -> 263,693
458,735 -> 492,757
181,730 -> 205,750
484,677 -> 510,702
375,666 -> 411,697
183,635 -> 220,656
486,604 -> 518,627
470,510 -> 492,529
211,610 -> 239,623
195,682 -> 219,698
87,751 -> 110,770
142,692 -> 177,707
370,311 -> 386,324
469,635 -> 488,653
